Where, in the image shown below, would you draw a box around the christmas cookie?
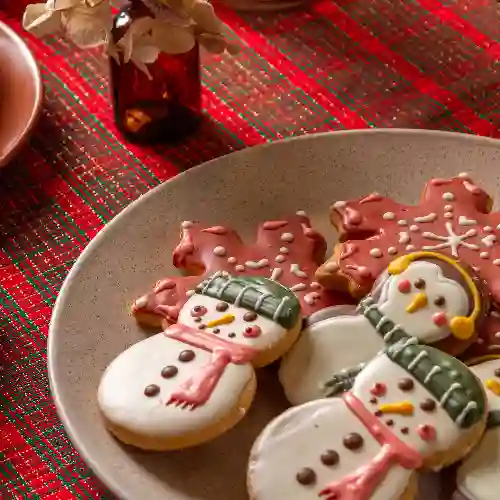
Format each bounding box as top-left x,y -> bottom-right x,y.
249,340 -> 487,500
279,251 -> 487,405
131,213 -> 353,328
455,357 -> 500,500
315,174 -> 500,306
98,273 -> 301,451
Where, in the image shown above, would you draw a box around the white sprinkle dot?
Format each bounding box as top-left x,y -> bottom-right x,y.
480,252 -> 489,259
444,205 -> 454,212
276,255 -> 286,263
227,256 -> 237,264
383,212 -> 396,221
444,212 -> 453,219
213,246 -> 227,257
410,225 -> 419,232
443,192 -> 455,201
388,247 -> 398,255
397,220 -> 408,226
280,247 -> 289,254
484,226 -> 493,233
370,248 -> 383,258
296,210 -> 307,216
281,233 -> 294,243
235,265 -> 245,272
494,259 -> 500,266
406,245 -> 416,251
334,201 -> 346,209
458,172 -> 470,178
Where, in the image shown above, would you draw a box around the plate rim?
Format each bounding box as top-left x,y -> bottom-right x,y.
48,128 -> 500,499
0,20 -> 43,167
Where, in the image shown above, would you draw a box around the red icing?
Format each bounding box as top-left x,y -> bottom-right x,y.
262,220 -> 289,230
340,242 -> 358,261
319,176 -> 497,304
370,382 -> 387,397
417,424 -> 436,441
154,279 -> 176,293
243,325 -> 262,338
201,226 -> 227,235
133,215 -> 354,325
319,392 -> 423,500
164,323 -> 257,408
397,279 -> 411,294
463,180 -> 482,195
432,312 -> 448,327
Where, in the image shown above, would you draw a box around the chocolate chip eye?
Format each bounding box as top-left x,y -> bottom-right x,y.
434,296 -> 446,307
216,302 -> 229,312
414,278 -> 426,289
244,311 -> 258,322
191,305 -> 207,317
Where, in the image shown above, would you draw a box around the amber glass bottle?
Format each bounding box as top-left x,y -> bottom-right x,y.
110,0 -> 202,144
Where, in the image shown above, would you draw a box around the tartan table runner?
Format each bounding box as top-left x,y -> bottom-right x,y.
2,0 -> 500,497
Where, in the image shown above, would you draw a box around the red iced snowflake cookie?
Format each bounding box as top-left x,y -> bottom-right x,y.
316,174 -> 500,305
132,213 -> 352,327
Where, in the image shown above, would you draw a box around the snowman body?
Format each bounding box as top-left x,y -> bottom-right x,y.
456,359 -> 500,500
280,260 -> 471,405
250,342 -> 486,500
98,273 -> 301,450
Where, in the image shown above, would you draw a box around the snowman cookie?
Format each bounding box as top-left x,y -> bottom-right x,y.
249,340 -> 487,500
98,272 -> 301,451
279,251 -> 487,405
455,357 -> 500,500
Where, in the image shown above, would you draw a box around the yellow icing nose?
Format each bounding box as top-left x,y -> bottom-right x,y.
486,379 -> 500,396
206,314 -> 235,328
378,401 -> 414,415
406,293 -> 428,314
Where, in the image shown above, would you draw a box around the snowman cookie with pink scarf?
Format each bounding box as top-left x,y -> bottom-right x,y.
249,339 -> 487,500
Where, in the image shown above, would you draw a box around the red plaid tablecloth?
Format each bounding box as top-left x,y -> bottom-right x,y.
2,0 -> 500,497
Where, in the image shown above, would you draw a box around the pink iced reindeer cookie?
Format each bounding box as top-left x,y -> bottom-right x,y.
98,272 -> 301,451
248,340 -> 487,500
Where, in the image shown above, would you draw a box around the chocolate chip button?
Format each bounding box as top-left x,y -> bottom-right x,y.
179,350 -> 195,362
161,365 -> 178,379
144,384 -> 160,397
495,368 -> 500,378
385,419 -> 394,427
216,302 -> 229,312
228,332 -> 236,338
244,311 -> 258,322
296,467 -> 316,485
414,278 -> 426,289
401,427 -> 409,435
320,450 -> 339,466
420,398 -> 436,412
343,433 -> 363,450
398,378 -> 414,391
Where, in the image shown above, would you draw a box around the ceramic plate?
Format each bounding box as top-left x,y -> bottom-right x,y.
50,130 -> 500,500
0,21 -> 42,167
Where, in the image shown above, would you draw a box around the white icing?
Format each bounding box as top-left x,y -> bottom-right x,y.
398,220 -> 408,226
270,268 -> 283,281
480,252 -> 489,259
333,201 -> 346,209
290,263 -> 307,279
388,247 -> 398,255
235,264 -> 245,272
459,216 -> 478,226
245,259 -> 269,269
181,220 -> 194,228
273,297 -> 290,322
444,212 -> 454,219
134,295 -> 148,308
279,247 -> 289,254
457,359 -> 500,500
410,225 -> 419,232
484,226 -> 493,233
281,233 -> 294,243
414,213 -> 437,223
213,246 -> 227,257
97,333 -> 253,440
275,255 -> 286,263
443,192 -> 455,201
494,260 -> 500,266
248,397 -> 411,500
422,222 -> 479,257
227,256 -> 237,264
383,212 -> 396,220
370,248 -> 383,258
483,235 -> 497,247
310,282 -> 321,289
290,283 -> 307,292
399,232 -> 411,244
280,262 -> 469,405
424,366 -> 442,384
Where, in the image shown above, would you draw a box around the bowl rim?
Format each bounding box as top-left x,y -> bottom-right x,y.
48,128 -> 500,499
0,20 -> 43,168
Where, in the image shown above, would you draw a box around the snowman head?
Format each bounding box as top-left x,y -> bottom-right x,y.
372,252 -> 484,344
177,272 -> 301,351
352,339 -> 486,459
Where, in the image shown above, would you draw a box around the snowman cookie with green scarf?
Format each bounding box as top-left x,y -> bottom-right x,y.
248,339 -> 487,500
97,272 -> 301,451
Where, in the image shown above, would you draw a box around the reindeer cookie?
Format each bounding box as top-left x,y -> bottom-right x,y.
279,251 -> 487,405
249,340 -> 487,500
455,357 -> 500,500
98,272 -> 301,451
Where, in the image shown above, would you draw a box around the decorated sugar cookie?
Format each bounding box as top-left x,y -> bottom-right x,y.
279,251 -> 487,405
98,272 -> 301,450
315,175 -> 500,306
249,340 -> 487,500
131,213 -> 352,328
455,357 -> 500,500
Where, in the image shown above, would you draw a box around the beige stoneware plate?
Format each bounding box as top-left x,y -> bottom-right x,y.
49,129 -> 500,500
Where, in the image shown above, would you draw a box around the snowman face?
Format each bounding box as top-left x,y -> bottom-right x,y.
178,294 -> 288,351
378,261 -> 470,343
352,355 -> 461,456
